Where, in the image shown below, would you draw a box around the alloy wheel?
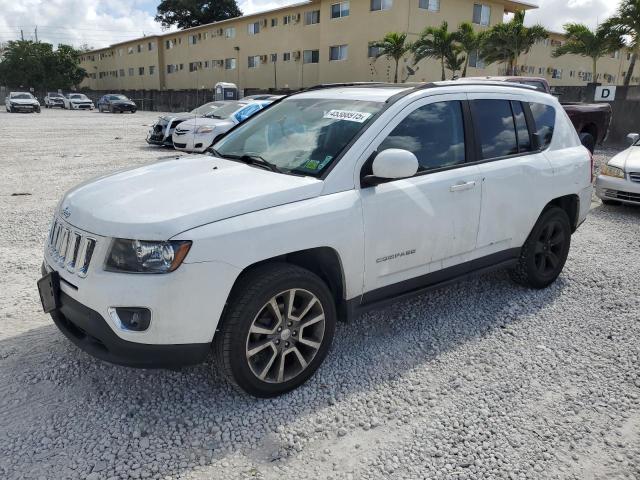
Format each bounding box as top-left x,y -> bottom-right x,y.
534,220 -> 566,275
245,288 -> 325,384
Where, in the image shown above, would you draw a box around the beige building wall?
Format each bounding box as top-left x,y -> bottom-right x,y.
79,0 -> 636,92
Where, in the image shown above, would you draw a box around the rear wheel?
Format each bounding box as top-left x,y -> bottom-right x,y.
509,207 -> 571,289
579,132 -> 596,153
215,263 -> 336,397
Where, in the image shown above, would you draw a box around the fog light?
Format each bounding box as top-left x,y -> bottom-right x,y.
108,307 -> 151,332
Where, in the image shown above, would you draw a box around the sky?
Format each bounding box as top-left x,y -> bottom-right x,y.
0,0 -> 623,49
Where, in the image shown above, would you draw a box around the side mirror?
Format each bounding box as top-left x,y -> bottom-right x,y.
627,133 -> 639,145
363,149 -> 419,187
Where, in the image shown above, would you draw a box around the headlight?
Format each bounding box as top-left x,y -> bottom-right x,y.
195,126 -> 215,134
105,239 -> 192,274
601,164 -> 625,179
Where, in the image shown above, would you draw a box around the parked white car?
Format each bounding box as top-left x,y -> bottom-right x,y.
595,133 -> 640,206
63,93 -> 95,110
39,82 -> 592,397
5,92 -> 41,113
172,100 -> 272,153
147,101 -> 226,147
44,92 -> 66,109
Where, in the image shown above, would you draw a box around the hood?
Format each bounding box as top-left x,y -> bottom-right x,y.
71,98 -> 92,103
608,146 -> 640,172
10,98 -> 38,105
161,112 -> 193,122
113,100 -> 135,106
59,155 -> 323,240
176,117 -> 234,132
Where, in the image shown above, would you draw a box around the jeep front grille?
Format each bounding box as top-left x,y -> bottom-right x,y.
629,172 -> 640,183
48,219 -> 97,277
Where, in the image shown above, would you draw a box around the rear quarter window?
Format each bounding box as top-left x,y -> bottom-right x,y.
529,103 -> 556,150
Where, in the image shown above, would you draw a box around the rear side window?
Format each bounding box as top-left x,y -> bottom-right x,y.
511,101 -> 532,152
379,101 -> 465,172
529,103 -> 556,150
470,99 -> 518,159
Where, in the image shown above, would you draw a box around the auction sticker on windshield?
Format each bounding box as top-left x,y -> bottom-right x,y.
323,110 -> 373,123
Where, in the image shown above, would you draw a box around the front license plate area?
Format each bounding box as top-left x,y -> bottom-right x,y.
38,271 -> 61,313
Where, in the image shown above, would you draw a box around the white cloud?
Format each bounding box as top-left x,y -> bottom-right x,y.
0,0 -> 624,49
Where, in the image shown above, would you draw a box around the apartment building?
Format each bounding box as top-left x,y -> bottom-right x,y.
79,0 -> 635,92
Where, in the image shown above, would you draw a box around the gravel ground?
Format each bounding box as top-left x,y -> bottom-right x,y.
0,108 -> 639,480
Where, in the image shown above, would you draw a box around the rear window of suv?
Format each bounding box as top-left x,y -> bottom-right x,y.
529,103 -> 556,150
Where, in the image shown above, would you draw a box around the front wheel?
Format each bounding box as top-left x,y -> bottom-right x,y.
509,206 -> 571,289
215,263 -> 336,397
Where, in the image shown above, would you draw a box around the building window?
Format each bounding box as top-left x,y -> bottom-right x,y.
149,66 -> 156,75
189,34 -> 200,45
371,0 -> 392,11
271,18 -> 278,27
550,39 -> 562,47
138,67 -> 144,75
331,1 -> 350,18
117,48 -> 123,56
283,15 -> 291,24
248,22 -> 260,35
472,4 -> 491,26
213,59 -> 224,68
189,62 -> 201,72
305,10 -> 320,24
128,68 -> 134,76
148,42 -> 155,51
225,27 -> 236,38
271,53 -> 278,62
419,0 -> 439,11
329,44 -> 348,61
368,44 -> 383,58
303,49 -> 320,64
551,68 -> 562,79
225,58 -> 237,70
128,46 -> 134,54
119,69 -> 125,77
468,49 -> 485,68
248,55 -> 260,68
283,52 -> 291,61
137,44 -> 142,53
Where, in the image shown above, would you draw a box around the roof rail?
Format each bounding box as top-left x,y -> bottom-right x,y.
303,82 -> 404,91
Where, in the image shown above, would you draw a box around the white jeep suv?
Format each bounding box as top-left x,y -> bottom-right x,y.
38,82 -> 593,397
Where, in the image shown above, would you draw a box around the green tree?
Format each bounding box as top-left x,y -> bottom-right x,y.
370,32 -> 412,83
601,0 -> 640,86
552,23 -> 624,83
481,11 -> 547,75
445,47 -> 466,79
456,22 -> 484,77
412,21 -> 459,81
0,40 -> 86,90
155,0 -> 242,29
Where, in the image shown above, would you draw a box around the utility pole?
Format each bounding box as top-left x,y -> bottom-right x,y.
20,29 -> 24,41
34,26 -> 38,42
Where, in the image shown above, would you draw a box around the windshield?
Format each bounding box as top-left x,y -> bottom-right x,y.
213,98 -> 382,176
204,101 -> 247,119
108,95 -> 127,101
191,101 -> 225,116
70,94 -> 88,100
12,93 -> 33,99
49,93 -> 63,97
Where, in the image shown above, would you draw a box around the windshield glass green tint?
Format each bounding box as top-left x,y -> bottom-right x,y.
214,98 -> 382,176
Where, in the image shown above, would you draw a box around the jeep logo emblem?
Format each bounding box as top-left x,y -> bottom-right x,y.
62,207 -> 71,219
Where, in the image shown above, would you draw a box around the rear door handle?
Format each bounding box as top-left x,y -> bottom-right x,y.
450,181 -> 476,192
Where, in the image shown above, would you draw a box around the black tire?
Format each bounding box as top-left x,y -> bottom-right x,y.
110,105 -> 115,113
579,132 -> 596,154
215,263 -> 337,397
601,199 -> 621,206
509,206 -> 572,289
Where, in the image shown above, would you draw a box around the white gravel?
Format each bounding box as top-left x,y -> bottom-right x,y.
0,108 -> 639,480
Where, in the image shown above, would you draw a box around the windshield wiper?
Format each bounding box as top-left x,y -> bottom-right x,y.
210,152 -> 283,173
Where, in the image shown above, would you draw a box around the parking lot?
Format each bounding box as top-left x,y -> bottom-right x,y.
0,108 -> 638,479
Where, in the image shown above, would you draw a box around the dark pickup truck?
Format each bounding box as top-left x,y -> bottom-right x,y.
466,76 -> 612,152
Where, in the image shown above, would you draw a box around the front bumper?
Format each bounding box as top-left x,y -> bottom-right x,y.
146,126 -> 174,146
172,132 -> 211,153
112,104 -> 137,112
10,104 -> 38,112
44,263 -> 210,368
595,175 -> 640,205
71,103 -> 94,110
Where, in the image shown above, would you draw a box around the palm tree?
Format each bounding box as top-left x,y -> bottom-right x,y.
480,11 -> 547,76
456,22 -> 484,77
413,21 -> 459,81
602,0 -> 640,86
371,32 -> 412,83
445,47 -> 466,79
552,23 -> 624,84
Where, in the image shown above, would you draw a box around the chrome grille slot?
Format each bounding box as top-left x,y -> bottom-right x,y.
47,218 -> 98,278
629,172 -> 640,183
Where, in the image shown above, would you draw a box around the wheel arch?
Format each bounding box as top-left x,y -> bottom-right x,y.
545,194 -> 580,232
580,123 -> 598,142
228,247 -> 348,320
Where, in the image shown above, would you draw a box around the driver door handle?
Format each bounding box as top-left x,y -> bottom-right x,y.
450,181 -> 477,192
